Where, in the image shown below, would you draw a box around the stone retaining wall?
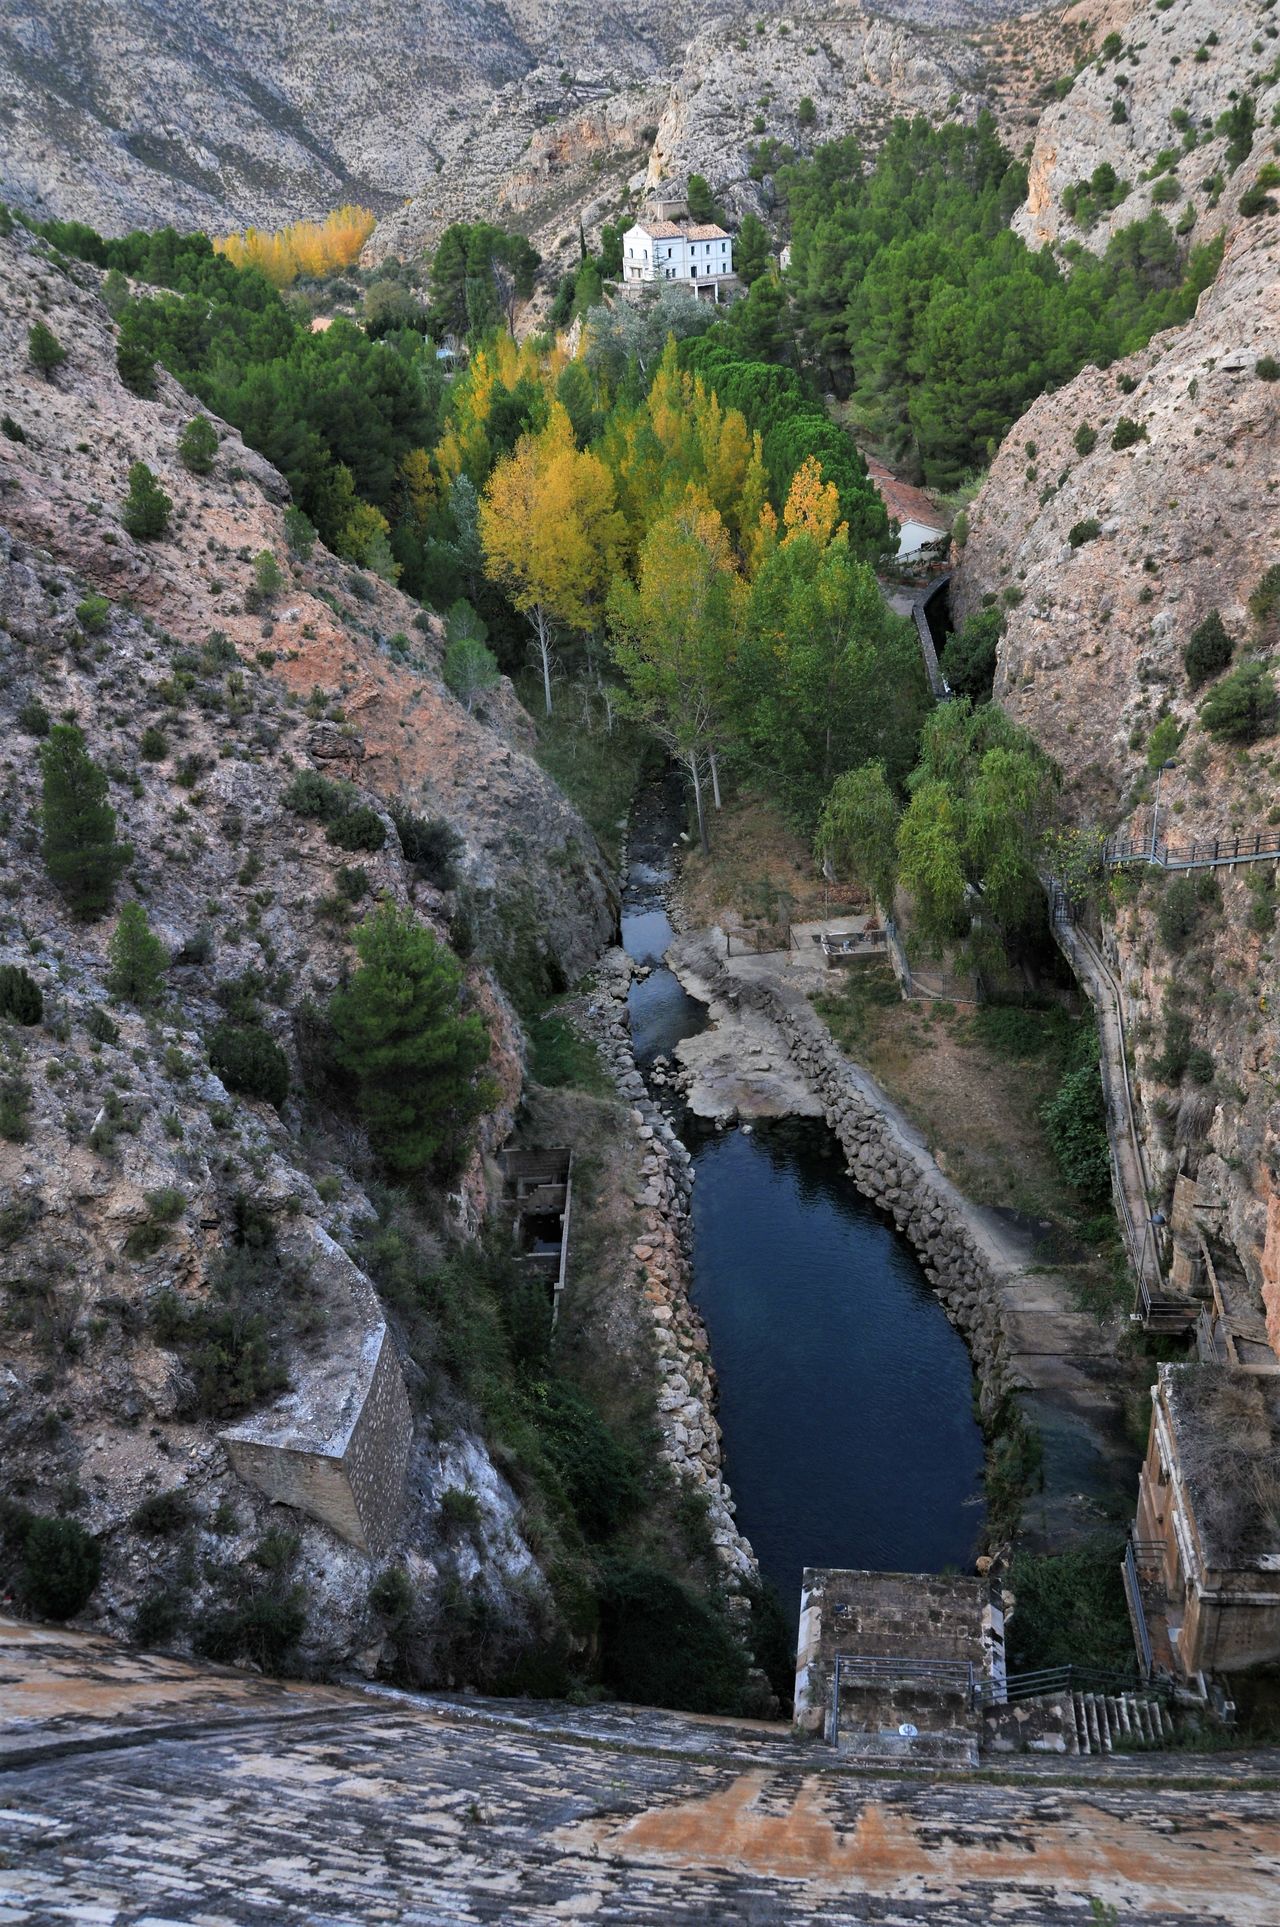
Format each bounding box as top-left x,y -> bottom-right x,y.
695,951 -> 1015,1429
575,947 -> 757,1587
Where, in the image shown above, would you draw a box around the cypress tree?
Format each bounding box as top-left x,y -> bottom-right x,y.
328,906 -> 493,1176
39,724 -> 130,918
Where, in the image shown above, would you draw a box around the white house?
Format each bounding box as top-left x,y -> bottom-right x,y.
621,217 -> 735,300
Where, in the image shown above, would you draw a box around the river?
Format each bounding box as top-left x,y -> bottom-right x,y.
621,779 -> 985,1617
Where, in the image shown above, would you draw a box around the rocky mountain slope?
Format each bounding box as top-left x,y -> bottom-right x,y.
1,0 -> 1048,278
367,0 -> 1081,280
0,0 -> 719,238
1016,0 -> 1276,253
0,216 -> 620,1671
954,0 -> 1280,1330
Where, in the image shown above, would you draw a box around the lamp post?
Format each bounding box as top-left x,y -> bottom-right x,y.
1150,760 -> 1178,863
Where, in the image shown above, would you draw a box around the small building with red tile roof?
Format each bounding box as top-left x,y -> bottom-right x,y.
865,457 -> 948,558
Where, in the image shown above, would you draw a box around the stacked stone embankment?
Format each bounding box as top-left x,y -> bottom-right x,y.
692,951 -> 1014,1428
574,947 -> 757,1586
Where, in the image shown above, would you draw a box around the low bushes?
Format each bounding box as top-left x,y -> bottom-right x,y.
0,965 -> 43,1025
1006,1539 -> 1136,1671
284,769 -> 385,852
208,1020 -> 289,1108
0,1507 -> 100,1620
1200,661 -> 1278,743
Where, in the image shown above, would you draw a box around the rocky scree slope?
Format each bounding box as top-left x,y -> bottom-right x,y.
0,218 -> 616,1669
954,45 -> 1280,1342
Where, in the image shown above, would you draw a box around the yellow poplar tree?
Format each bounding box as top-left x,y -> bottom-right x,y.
479,404 -> 625,715
781,456 -> 846,549
607,497 -> 743,849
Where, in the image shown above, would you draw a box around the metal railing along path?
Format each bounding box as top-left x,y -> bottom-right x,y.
1104,829 -> 1280,873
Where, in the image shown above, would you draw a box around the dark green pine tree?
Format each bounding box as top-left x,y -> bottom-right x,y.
328,906 -> 494,1176
39,725 -> 130,918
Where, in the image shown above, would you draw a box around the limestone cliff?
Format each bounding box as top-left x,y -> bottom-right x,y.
954,56 -> 1280,1339
0,216 -> 615,1671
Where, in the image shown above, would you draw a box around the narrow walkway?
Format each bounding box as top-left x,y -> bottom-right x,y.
1105,827 -> 1280,873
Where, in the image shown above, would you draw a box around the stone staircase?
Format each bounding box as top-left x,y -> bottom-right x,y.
1068,1688 -> 1175,1756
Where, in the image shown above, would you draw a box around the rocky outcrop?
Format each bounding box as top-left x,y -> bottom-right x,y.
1016,0 -> 1274,255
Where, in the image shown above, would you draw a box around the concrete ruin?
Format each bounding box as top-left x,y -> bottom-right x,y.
221,1225 -> 412,1557
794,1568 -> 1003,1765
1132,1363 -> 1280,1678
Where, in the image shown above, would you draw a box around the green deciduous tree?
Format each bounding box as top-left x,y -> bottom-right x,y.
608,498 -> 741,852
39,724 -> 130,918
896,702 -> 1057,961
107,900 -> 168,1007
444,635 -> 501,713
328,906 -> 494,1176
122,461 -> 172,539
814,761 -> 900,909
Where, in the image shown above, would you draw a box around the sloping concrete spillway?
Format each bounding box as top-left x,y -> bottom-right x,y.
622,780 -> 984,1616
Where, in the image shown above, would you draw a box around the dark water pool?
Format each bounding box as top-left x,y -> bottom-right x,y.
620,777 -> 983,1618
688,1120 -> 984,1613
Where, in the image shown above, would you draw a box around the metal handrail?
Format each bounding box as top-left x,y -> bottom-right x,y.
1103,829 -> 1280,872
831,1653 -> 977,1743
981,1661 -> 1171,1705
1123,1541 -> 1155,1681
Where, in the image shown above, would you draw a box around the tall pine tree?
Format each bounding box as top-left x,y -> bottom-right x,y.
39,725 -> 130,918
328,907 -> 493,1176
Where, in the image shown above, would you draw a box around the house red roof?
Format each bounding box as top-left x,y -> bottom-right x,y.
634,219 -> 685,239
865,457 -> 946,534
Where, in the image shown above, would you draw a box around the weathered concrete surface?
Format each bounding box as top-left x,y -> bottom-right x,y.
4,1620 -> 1280,1924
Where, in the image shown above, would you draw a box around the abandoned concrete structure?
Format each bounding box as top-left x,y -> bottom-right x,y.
220,1225 -> 413,1556
499,1146 -> 573,1324
223,1321 -> 412,1556
1130,1363 -> 1280,1679
794,1569 -> 1003,1764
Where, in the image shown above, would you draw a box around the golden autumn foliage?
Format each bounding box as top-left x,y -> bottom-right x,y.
215,206 -> 377,288
781,456 -> 846,550
479,404 -> 626,714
